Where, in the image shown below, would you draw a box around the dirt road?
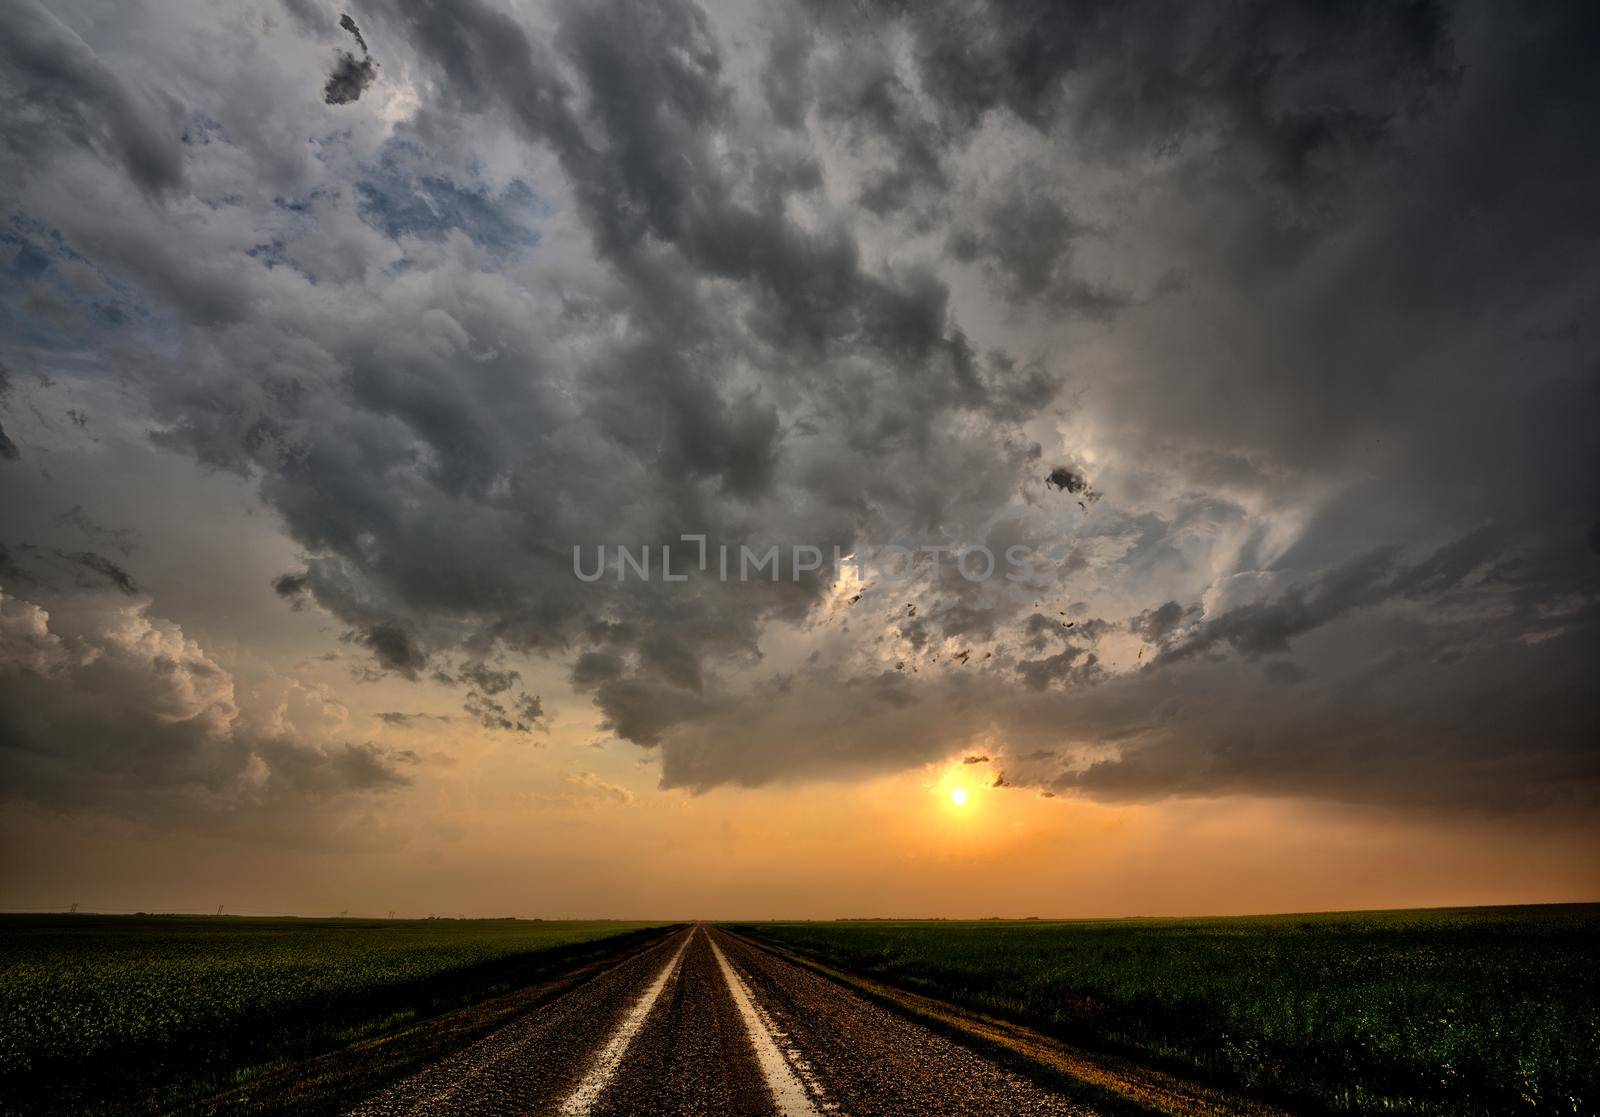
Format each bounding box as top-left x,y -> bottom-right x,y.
350,924 -> 1093,1116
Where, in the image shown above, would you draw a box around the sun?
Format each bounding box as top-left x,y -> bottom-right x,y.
949,787 -> 969,807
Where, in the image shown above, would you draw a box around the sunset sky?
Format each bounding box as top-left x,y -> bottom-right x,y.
2,0 -> 1596,919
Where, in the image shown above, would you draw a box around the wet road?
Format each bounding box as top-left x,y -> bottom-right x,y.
351,924 -> 1093,1116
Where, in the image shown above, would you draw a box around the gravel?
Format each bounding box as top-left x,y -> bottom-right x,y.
349,925 -> 1096,1116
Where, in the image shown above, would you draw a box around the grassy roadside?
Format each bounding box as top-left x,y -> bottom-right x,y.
728,906 -> 1600,1116
0,915 -> 677,1116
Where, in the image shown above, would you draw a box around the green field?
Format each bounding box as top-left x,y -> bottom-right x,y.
0,914 -> 669,1114
732,905 -> 1600,1116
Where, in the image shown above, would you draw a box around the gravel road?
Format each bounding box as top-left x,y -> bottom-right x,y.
351,924 -> 1094,1116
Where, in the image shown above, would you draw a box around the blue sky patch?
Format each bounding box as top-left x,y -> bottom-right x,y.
355,141 -> 541,252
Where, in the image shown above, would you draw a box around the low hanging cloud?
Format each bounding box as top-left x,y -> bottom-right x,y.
633,528 -> 1599,815
0,591 -> 414,817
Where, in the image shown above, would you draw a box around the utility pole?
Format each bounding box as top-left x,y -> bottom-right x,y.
68,902 -> 78,914
388,910 -> 396,919
216,904 -> 224,916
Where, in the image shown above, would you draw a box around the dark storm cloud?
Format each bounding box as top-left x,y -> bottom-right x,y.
254,738 -> 411,794
1152,530 -> 1504,666
760,18 -> 810,131
132,0 -> 1066,747
324,51 -> 378,105
2,0 -> 1595,820
0,544 -> 33,586
947,183 -> 1125,314
355,623 -> 427,679
324,10 -> 378,105
571,651 -> 626,688
810,40 -> 952,217
272,571 -> 312,605
1016,646 -> 1098,691
458,660 -> 519,695
0,0 -> 183,194
376,0 -> 1007,404
647,533 -> 1599,811
1129,601 -> 1199,646
815,0 -> 1457,186
0,364 -> 18,459
1048,610 -> 1600,814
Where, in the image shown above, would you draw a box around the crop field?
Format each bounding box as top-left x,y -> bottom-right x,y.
733,905 -> 1600,1116
0,914 -> 669,1114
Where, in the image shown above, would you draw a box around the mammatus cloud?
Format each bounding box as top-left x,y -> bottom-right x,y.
0,0 -> 1594,822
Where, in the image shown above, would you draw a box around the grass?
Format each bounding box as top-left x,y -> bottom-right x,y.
0,914 -> 671,1115
730,905 -> 1599,1116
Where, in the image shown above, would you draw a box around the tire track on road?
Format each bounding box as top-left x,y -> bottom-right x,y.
557,933 -> 691,1115
349,927 -> 692,1116
709,933 -> 829,1116
590,926 -> 774,1117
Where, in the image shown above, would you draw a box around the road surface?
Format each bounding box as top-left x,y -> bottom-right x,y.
351,923 -> 1094,1116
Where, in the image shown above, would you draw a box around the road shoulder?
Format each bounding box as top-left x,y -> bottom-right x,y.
722,929 -> 1292,1117
175,925 -> 685,1117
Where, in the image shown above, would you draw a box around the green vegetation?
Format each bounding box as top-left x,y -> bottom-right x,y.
733,905 -> 1599,1116
0,914 -> 670,1115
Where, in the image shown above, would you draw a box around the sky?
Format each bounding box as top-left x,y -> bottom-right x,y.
1,0 -> 1596,920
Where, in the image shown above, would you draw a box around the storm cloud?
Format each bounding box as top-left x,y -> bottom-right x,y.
323,11 -> 378,104
0,592 -> 413,816
0,0 -> 1594,825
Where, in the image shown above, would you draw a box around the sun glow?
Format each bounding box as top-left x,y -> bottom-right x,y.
949,787 -> 969,807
